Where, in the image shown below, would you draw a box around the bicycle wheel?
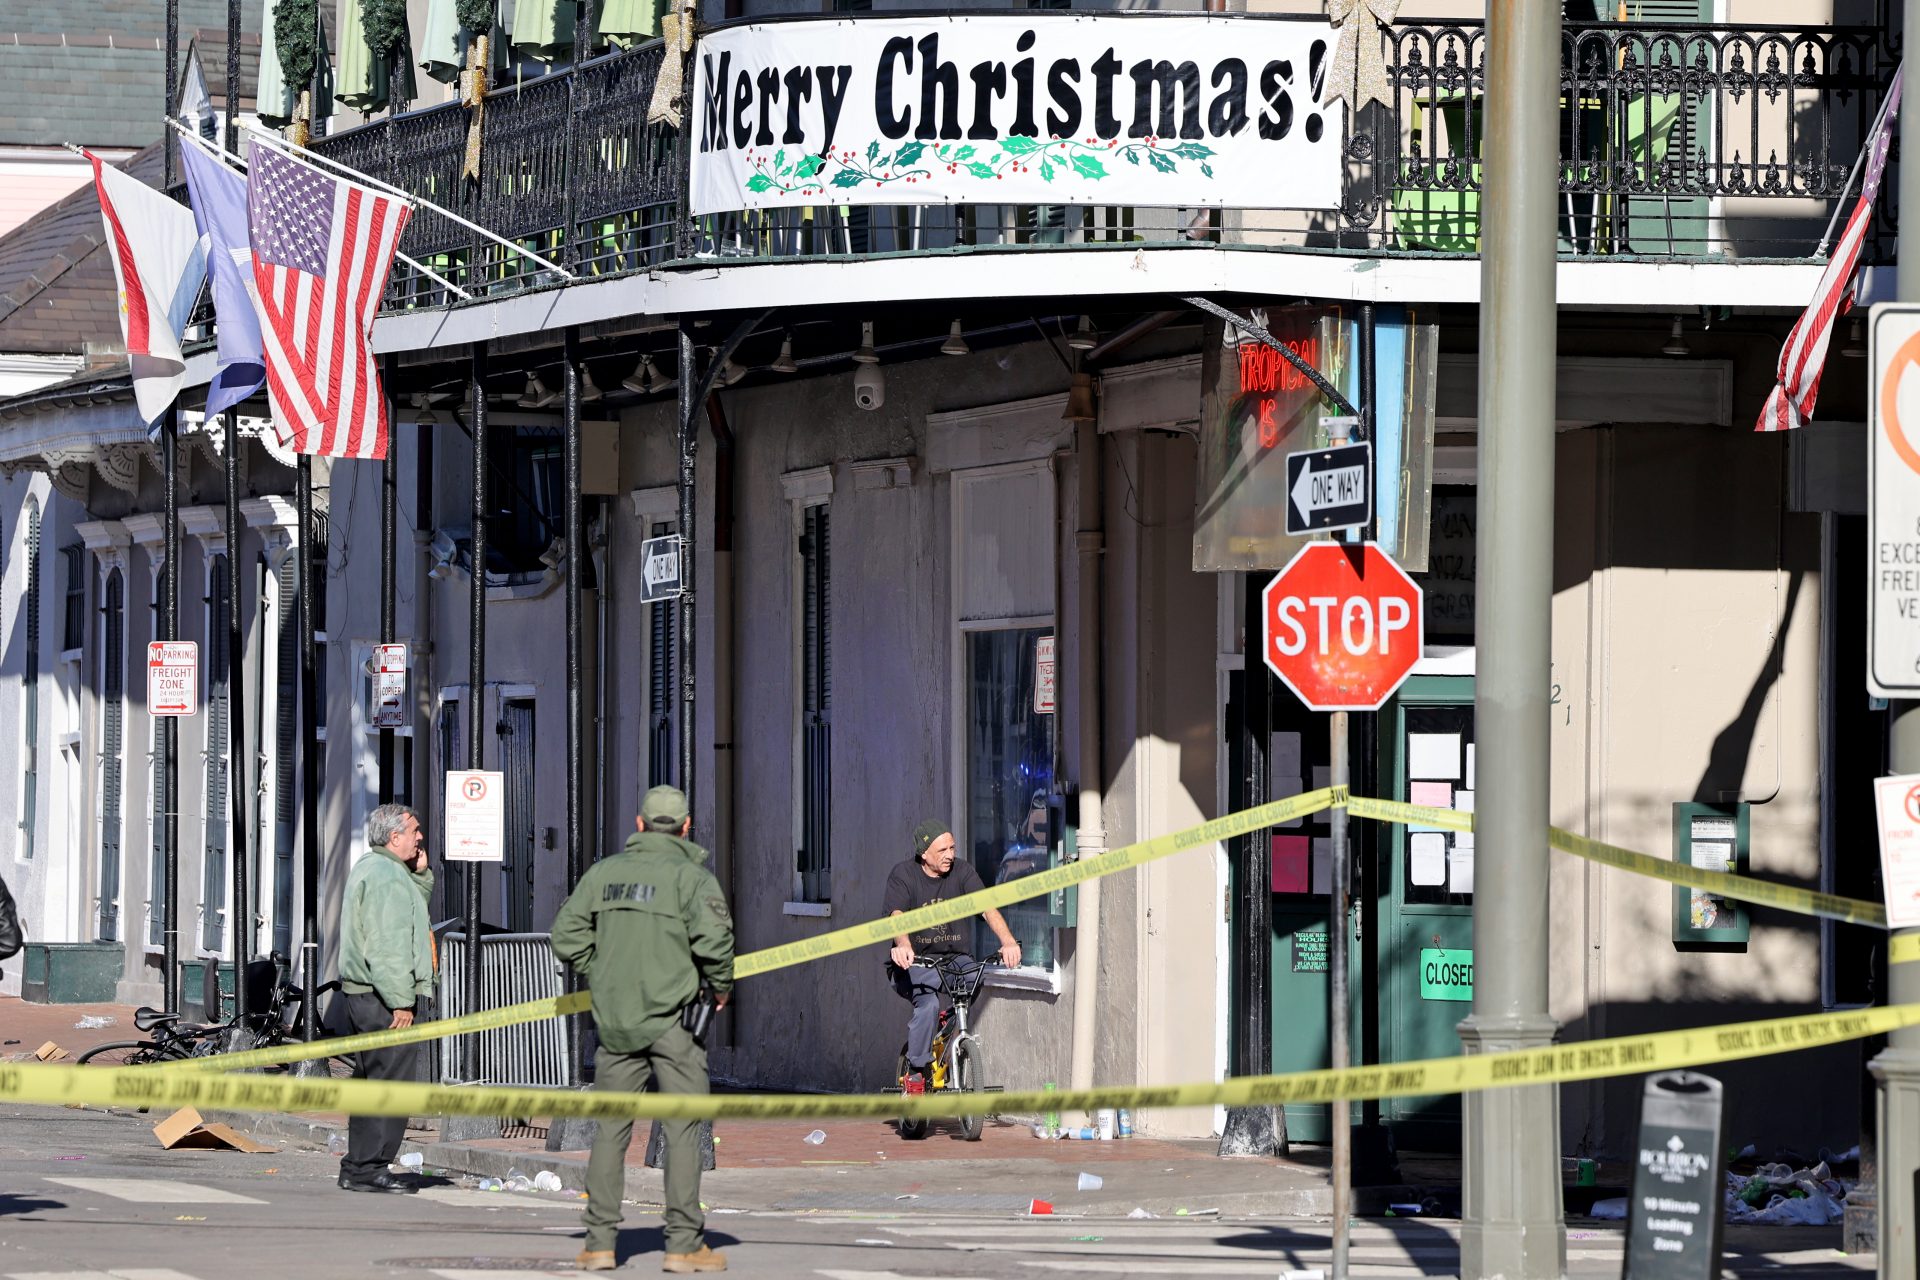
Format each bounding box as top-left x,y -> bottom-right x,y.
76,1040 -> 165,1067
895,1051 -> 928,1141
952,1038 -> 985,1142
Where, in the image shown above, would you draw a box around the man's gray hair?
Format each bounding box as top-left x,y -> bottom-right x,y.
367,803 -> 421,849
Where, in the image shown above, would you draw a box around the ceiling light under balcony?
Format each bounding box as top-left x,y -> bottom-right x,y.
717,356 -> 746,387
772,333 -> 799,374
1067,315 -> 1098,352
1062,370 -> 1096,423
1661,316 -> 1690,358
1841,316 -> 1867,359
580,366 -> 604,401
941,320 -> 971,357
854,321 -> 879,364
519,373 -> 560,408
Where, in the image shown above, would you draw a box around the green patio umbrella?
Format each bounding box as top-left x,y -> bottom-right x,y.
510,0 -> 574,63
599,0 -> 664,49
258,0 -> 334,131
420,0 -> 511,84
338,0 -> 419,113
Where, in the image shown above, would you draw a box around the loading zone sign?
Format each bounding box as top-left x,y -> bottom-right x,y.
444,770 -> 504,862
147,641 -> 199,717
1284,442 -> 1372,536
1870,303 -> 1920,695
641,534 -> 684,604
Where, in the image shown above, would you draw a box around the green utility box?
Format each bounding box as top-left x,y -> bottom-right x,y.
20,942 -> 124,1004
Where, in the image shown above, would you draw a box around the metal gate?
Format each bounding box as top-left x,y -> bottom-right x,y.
435,931 -> 571,1087
98,568 -> 123,943
498,699 -> 536,933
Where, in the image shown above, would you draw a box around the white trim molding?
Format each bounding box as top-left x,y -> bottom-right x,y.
629,485 -> 679,522
179,506 -> 227,557
850,457 -> 915,491
76,519 -> 131,570
780,465 -> 835,503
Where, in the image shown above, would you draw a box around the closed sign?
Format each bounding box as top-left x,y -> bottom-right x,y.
1418,947 -> 1473,1002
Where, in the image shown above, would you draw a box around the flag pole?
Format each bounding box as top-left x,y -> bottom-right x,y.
166,120 -> 473,301
223,0 -> 251,1033
237,120 -> 575,280
161,0 -> 183,1020
1816,66 -> 1903,259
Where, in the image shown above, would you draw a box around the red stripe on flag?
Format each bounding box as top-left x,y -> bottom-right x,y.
341,198 -> 391,458
87,155 -> 151,356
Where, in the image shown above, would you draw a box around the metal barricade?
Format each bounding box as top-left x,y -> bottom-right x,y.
436,931 -> 573,1088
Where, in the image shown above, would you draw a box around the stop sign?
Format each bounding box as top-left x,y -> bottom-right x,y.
1262,542 -> 1423,711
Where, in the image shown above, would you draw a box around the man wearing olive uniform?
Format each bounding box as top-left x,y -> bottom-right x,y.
552,786 -> 734,1274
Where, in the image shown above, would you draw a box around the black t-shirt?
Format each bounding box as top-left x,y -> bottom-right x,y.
883,856 -> 986,958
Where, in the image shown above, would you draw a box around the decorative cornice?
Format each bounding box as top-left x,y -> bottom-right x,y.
241,495 -> 298,557
122,512 -> 166,550
851,456 -> 915,491
780,465 -> 834,503
95,443 -> 144,495
75,519 -> 130,567
44,456 -> 90,504
629,485 -> 678,521
179,506 -> 226,557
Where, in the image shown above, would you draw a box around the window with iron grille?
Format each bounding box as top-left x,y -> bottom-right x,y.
62,543 -> 85,651
19,504 -> 41,860
646,521 -> 676,790
796,502 -> 831,903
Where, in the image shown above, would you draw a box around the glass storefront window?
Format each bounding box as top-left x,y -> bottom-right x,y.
965,627 -> 1056,969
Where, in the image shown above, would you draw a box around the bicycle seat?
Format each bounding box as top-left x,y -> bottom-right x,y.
133,1006 -> 180,1032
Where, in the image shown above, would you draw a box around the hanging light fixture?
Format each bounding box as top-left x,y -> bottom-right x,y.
771,332 -> 799,374
854,320 -> 879,364
1661,315 -> 1690,357
518,374 -> 554,408
1067,314 -> 1098,352
579,366 -> 604,401
1841,315 -> 1867,359
411,393 -> 438,427
1062,370 -> 1096,422
622,355 -> 672,396
716,355 -> 746,387
941,319 -> 971,357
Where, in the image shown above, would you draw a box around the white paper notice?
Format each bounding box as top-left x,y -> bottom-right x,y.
1874,773 -> 1920,929
1271,731 -> 1304,827
1466,744 -> 1476,789
1454,789 -> 1475,813
1312,838 -> 1333,896
1410,832 -> 1447,886
1410,733 -> 1462,780
1449,834 -> 1475,894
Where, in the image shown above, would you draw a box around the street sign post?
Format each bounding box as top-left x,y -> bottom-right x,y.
640,534 -> 684,604
147,641 -> 199,718
370,642 -> 408,729
1260,542 -> 1423,711
444,770 -> 505,862
1284,441 -> 1373,536
1869,303 -> 1920,696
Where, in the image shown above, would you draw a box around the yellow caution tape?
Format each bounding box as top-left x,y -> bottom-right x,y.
20,1000 -> 1920,1123
1893,933 -> 1920,967
160,790 -> 1341,1074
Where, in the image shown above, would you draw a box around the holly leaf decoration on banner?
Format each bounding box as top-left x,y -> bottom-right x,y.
893,141 -> 926,167
1072,153 -> 1107,179
1201,163 -> 1214,178
1148,149 -> 1177,173
1172,142 -> 1216,160
1002,135 -> 1042,155
1124,149 -> 1141,165
1040,157 -> 1055,182
867,140 -> 881,162
832,168 -> 867,188
774,149 -> 786,173
746,173 -> 774,192
953,145 -> 976,160
966,161 -> 995,179
795,154 -> 826,178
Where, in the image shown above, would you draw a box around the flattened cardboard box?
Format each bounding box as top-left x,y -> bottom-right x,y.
153,1106 -> 276,1152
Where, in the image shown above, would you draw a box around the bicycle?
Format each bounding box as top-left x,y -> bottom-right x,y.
77,953 -> 350,1075
894,954 -> 1001,1142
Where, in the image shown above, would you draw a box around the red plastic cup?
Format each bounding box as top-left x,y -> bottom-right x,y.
1029,1199 -> 1054,1216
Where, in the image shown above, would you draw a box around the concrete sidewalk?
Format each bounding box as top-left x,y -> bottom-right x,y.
0,995 -> 143,1061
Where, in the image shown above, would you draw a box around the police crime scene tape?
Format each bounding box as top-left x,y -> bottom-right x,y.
150,788 -> 1907,1077
14,999 -> 1920,1122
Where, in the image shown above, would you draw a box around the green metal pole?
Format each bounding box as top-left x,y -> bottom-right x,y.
1458,0 -> 1566,1272
1873,11 -> 1920,1274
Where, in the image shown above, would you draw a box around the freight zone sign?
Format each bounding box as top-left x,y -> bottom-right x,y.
1872,303 -> 1920,696
147,641 -> 198,718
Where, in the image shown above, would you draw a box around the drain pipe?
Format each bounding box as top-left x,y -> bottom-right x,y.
1068,414 -> 1107,1099
706,393 -> 739,1046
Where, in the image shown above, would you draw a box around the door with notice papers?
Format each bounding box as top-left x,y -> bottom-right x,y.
1380,676 -> 1476,1149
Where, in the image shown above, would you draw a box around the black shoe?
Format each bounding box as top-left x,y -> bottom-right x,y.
338,1170 -> 418,1194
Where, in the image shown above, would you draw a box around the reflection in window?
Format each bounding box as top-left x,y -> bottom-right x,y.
966,628 -> 1055,968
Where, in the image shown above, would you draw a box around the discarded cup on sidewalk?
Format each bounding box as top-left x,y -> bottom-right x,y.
804,1130 -> 827,1145
1096,1110 -> 1117,1140
478,1177 -> 504,1192
1117,1109 -> 1132,1138
1029,1199 -> 1054,1215
533,1171 -> 562,1191
73,1015 -> 116,1030
1127,1207 -> 1159,1219
398,1152 -> 424,1170
327,1134 -> 348,1155
1077,1172 -> 1104,1191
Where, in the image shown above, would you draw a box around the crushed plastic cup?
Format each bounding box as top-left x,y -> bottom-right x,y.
505,1176 -> 534,1192
398,1152 -> 424,1170
1029,1199 -> 1054,1216
1127,1207 -> 1159,1219
478,1177 -> 505,1192
804,1130 -> 827,1145
533,1171 -> 563,1192
327,1134 -> 348,1155
1077,1172 -> 1104,1191
73,1015 -> 116,1029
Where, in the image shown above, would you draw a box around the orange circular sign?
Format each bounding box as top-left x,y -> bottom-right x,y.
1880,327 -> 1920,476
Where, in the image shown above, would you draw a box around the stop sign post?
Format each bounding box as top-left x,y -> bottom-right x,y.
1261,542 -> 1423,711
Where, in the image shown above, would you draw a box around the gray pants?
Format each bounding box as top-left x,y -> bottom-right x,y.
341,992 -> 425,1181
889,963 -> 949,1072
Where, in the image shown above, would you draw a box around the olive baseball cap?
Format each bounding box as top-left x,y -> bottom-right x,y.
643,784 -> 690,828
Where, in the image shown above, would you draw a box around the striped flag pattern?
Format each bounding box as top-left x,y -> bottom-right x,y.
1756,65 -> 1902,433
246,142 -> 410,459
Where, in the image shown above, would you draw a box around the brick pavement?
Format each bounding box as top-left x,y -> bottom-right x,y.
0,995 -> 142,1061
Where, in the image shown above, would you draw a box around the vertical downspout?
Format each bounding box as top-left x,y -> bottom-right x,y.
1068,418 -> 1106,1096
707,395 -> 738,1043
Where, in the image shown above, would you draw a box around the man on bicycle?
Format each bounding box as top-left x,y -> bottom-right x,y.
884,820 -> 1021,1094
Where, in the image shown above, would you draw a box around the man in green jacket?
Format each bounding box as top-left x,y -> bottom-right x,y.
552,785 -> 734,1275
336,803 -> 436,1194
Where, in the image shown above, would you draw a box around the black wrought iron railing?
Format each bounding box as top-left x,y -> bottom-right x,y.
303,15 -> 1895,314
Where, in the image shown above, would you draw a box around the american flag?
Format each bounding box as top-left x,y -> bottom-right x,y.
1757,65 -> 1902,433
247,143 -> 410,459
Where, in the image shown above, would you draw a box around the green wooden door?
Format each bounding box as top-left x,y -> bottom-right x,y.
1617,0 -> 1713,255
1377,676 -> 1476,1150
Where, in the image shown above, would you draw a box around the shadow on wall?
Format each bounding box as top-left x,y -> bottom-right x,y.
1692,569 -> 1801,806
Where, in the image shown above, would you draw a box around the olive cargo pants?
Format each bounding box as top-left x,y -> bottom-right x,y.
583,1022 -> 709,1256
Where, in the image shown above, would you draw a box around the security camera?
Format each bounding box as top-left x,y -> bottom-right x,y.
853,363 -> 885,412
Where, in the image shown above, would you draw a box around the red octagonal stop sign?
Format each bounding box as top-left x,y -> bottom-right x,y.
1262,542 -> 1423,711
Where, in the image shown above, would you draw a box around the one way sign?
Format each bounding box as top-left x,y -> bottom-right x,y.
1284,442 -> 1372,536
640,534 -> 683,604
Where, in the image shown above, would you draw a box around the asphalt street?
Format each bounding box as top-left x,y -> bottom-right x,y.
0,1104 -> 1872,1278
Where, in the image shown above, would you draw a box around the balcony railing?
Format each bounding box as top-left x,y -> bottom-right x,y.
306,14 -> 1896,314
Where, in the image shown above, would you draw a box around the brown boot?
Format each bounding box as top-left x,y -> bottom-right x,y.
575,1248 -> 617,1271
661,1244 -> 727,1273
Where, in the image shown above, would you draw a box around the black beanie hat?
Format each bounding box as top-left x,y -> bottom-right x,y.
912,819 -> 951,860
